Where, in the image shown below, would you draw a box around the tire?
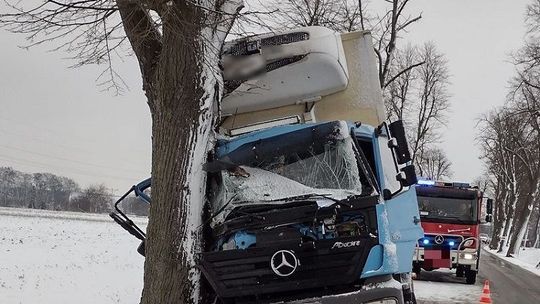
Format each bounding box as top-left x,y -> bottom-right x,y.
404,291 -> 417,304
456,265 -> 464,277
405,291 -> 417,304
411,292 -> 417,304
403,275 -> 417,304
413,263 -> 421,276
465,269 -> 477,284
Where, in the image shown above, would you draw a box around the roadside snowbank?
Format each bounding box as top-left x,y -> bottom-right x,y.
484,246 -> 540,277
0,208 -> 146,304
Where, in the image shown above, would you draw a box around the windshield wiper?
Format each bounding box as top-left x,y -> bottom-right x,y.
272,193 -> 335,202
274,193 -> 360,209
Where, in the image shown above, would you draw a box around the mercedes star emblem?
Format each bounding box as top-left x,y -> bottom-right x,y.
434,235 -> 445,244
270,250 -> 299,277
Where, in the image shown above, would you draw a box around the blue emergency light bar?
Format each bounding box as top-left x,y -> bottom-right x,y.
417,180 -> 435,186
417,179 -> 471,188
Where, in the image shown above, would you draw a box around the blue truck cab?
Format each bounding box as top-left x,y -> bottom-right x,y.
111,119 -> 422,303
110,26 -> 423,303
199,119 -> 422,304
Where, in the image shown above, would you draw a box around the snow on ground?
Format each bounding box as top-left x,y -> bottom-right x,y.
1,206 -> 504,304
0,207 -> 146,304
414,269 -> 482,304
485,246 -> 540,277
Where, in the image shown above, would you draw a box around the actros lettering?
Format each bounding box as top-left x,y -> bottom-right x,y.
331,241 -> 361,249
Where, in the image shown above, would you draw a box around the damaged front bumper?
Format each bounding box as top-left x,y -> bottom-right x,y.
198,195 -> 405,303
275,283 -> 404,304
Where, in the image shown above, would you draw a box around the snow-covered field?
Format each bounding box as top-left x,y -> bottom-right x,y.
0,207 -> 146,304
485,246 -> 540,277
1,207 -> 494,304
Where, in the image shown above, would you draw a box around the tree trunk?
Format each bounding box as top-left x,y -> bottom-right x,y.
505,193 -> 525,256
115,1 -> 242,302
136,1 -> 241,302
490,184 -> 507,250
527,197 -> 540,247
499,186 -> 517,252
506,186 -> 538,256
141,18 -> 212,304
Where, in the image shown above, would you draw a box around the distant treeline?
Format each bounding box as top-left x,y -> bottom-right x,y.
0,167 -> 148,216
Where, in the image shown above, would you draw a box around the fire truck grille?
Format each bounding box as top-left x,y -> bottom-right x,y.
420,234 -> 464,248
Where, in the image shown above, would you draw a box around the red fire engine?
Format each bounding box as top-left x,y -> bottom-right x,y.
412,180 -> 493,284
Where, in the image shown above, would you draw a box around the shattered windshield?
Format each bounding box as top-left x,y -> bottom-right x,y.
210,134 -> 374,214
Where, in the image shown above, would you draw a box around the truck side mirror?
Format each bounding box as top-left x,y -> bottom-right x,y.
486,198 -> 493,215
485,215 -> 492,223
398,164 -> 418,187
388,120 -> 411,164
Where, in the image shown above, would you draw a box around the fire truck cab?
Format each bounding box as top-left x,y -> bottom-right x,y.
412,180 -> 491,284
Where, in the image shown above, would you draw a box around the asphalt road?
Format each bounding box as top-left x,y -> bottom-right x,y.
480,249 -> 540,304
415,248 -> 540,304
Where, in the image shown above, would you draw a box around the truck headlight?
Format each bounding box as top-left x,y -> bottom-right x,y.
365,299 -> 398,304
460,253 -> 476,260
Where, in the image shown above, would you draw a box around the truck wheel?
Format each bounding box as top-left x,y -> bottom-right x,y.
465,269 -> 477,284
404,292 -> 417,304
413,263 -> 421,276
456,266 -> 464,277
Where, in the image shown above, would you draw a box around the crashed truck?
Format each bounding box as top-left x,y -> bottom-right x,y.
111,27 -> 423,304
413,180 -> 493,284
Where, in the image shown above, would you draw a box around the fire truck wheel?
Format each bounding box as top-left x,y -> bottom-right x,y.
465,269 -> 477,284
456,265 -> 464,277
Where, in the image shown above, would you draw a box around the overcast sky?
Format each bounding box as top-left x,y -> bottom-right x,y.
0,0 -> 531,194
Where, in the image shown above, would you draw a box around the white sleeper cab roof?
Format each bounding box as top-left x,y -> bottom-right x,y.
222,26 -> 349,115
220,26 -> 385,135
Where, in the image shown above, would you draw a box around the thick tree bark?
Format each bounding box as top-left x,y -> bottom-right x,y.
117,2 -> 243,303
490,182 -> 506,250
527,197 -> 540,247
499,185 -> 517,252
506,186 -> 538,256
504,195 -> 520,253
140,5 -> 212,303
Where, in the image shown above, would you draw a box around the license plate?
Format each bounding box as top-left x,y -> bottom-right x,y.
424,249 -> 451,268
424,249 -> 442,259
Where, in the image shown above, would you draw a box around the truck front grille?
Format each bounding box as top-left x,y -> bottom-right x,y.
200,237 -> 376,300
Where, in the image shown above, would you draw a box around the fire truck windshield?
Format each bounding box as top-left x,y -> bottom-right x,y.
417,195 -> 477,224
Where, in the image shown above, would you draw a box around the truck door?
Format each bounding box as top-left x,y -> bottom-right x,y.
363,129 -> 423,277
